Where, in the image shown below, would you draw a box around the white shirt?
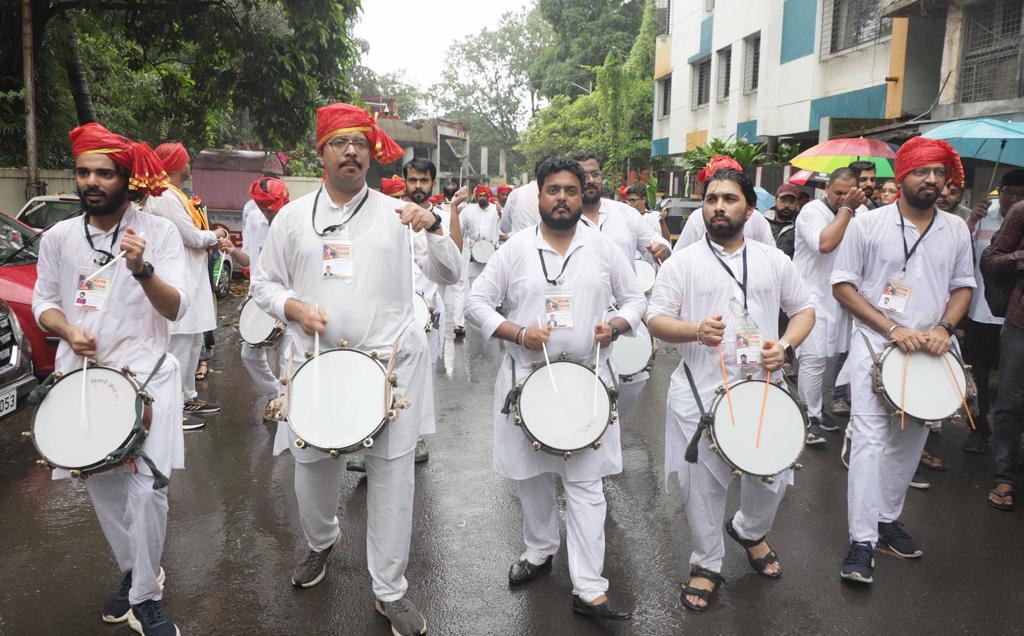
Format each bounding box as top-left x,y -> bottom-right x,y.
145,188 -> 217,334
793,199 -> 843,324
580,198 -> 672,270
460,202 -> 501,245
414,204 -> 448,308
501,181 -> 541,235
241,199 -> 270,274
675,208 -> 776,249
830,204 -> 976,352
969,203 -> 1005,325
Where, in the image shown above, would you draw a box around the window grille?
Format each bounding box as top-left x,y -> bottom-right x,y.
960,0 -> 1024,103
692,59 -> 711,108
659,76 -> 672,118
821,0 -> 892,56
743,33 -> 760,94
717,47 -> 732,101
657,0 -> 672,36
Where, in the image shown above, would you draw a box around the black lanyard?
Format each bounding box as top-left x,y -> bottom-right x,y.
580,213 -> 603,231
311,186 -> 370,236
536,227 -> 576,285
83,215 -> 123,266
705,234 -> 748,309
898,210 -> 936,271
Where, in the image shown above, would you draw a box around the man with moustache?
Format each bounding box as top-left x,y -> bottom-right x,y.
34,123 -> 189,635
451,183 -> 504,338
675,156 -> 776,248
936,181 -> 975,221
465,157 -> 644,621
764,182 -> 802,259
849,161 -> 879,210
833,138 -> 974,583
250,103 -> 461,635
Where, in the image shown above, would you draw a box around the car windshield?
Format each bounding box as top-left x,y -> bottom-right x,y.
0,214 -> 37,263
21,200 -> 81,230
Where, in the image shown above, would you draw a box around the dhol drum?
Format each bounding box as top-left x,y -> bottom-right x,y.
611,318 -> 655,381
471,240 -> 497,264
634,259 -> 657,295
239,296 -> 285,347
705,378 -> 806,479
512,358 -> 617,460
412,292 -> 439,333
30,362 -> 154,477
286,347 -> 407,456
871,346 -> 975,422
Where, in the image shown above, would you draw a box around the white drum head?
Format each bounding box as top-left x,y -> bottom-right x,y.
634,260 -> 657,294
518,361 -> 611,452
711,380 -> 805,476
412,293 -> 432,331
33,367 -> 137,469
288,349 -> 388,450
471,241 -> 496,263
239,297 -> 279,345
879,348 -> 966,421
611,319 -> 653,377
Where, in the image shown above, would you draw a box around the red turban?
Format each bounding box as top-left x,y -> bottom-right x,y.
429,193 -> 444,205
619,186 -> 628,200
316,103 -> 404,164
381,176 -> 406,197
249,177 -> 289,213
697,155 -> 743,185
473,183 -> 492,197
894,136 -> 965,189
69,123 -> 169,197
497,184 -> 513,195
155,142 -> 189,174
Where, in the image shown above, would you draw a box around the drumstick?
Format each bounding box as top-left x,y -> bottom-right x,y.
536,316 -> 558,394
593,311 -> 606,417
716,344 -> 735,427
755,369 -> 771,449
900,351 -> 909,431
79,354 -> 89,433
84,232 -> 144,283
943,354 -> 977,431
313,302 -> 321,410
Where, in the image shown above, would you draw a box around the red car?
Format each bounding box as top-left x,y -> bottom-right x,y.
0,212 -> 58,377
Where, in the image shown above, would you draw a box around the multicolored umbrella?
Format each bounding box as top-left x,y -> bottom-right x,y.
788,169 -> 829,186
791,138 -> 895,177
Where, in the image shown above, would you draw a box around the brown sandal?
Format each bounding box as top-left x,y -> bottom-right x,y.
919,451 -> 945,472
988,486 -> 1015,512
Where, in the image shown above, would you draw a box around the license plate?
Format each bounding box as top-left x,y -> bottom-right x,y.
0,387 -> 18,418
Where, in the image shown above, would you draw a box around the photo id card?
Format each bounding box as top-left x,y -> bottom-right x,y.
543,293 -> 574,329
322,240 -> 354,280
75,269 -> 111,312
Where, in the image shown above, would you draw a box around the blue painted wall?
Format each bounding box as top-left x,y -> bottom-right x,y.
808,85 -> 888,130
651,137 -> 670,157
688,17 -> 714,63
736,120 -> 758,141
780,0 -> 817,64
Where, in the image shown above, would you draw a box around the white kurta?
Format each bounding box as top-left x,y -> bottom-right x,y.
250,185 -> 462,461
646,237 -> 812,490
144,188 -> 217,335
675,208 -> 776,249
32,205 -> 191,478
413,204 -> 449,361
464,223 -> 646,482
460,202 -> 501,278
969,203 -> 1005,325
500,180 -> 541,235
242,199 -> 270,268
580,198 -> 672,270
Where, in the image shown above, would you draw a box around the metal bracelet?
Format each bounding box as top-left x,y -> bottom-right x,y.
887,324 -> 899,338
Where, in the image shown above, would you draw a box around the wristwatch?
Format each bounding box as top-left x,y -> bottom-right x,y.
778,338 -> 794,362
426,211 -> 443,233
610,323 -> 622,342
132,261 -> 154,281
937,321 -> 956,336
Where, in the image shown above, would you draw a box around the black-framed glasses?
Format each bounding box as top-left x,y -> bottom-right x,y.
325,136 -> 370,154
626,197 -> 643,203
583,170 -> 603,179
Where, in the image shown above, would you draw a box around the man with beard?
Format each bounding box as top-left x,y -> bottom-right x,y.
149,143 -> 226,429
625,184 -> 671,242
450,183 -> 504,337
646,166 -> 814,612
935,181 -> 976,221
34,123 -> 189,635
497,183 -> 513,211
849,161 -> 879,210
764,183 -> 801,259
794,168 -> 866,445
574,151 -> 670,418
250,103 -> 461,635
464,157 -> 644,621
675,156 -> 776,248
833,137 -> 974,584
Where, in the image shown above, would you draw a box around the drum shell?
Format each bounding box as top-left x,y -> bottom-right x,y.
470,241 -> 496,264
871,346 -> 970,422
238,297 -> 285,347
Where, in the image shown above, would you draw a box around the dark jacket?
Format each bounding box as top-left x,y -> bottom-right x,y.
764,208 -> 795,259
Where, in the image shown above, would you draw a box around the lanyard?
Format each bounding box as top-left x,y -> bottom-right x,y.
536,227 -> 575,285
705,234 -> 748,309
898,210 -> 936,271
580,213 -> 603,231
83,215 -> 123,266
312,186 -> 370,236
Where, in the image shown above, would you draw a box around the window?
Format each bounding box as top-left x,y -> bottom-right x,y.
717,46 -> 732,101
743,33 -> 760,94
960,0 -> 1024,103
656,0 -> 671,36
704,0 -> 715,14
658,76 -> 672,118
821,0 -> 892,55
692,58 -> 711,108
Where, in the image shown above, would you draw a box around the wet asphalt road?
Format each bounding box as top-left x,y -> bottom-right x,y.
1,292 -> 1023,635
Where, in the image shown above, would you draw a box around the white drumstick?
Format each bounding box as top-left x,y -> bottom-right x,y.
593,310 -> 607,418
313,302 -> 321,409
84,232 -> 144,283
79,355 -> 89,433
536,316 -> 558,394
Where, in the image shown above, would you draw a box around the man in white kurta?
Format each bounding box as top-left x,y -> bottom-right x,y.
34,123 -> 190,634
451,183 -> 503,334
465,158 -> 644,620
831,138 -> 974,584
249,102 -> 461,635
793,168 -> 866,444
499,179 -> 541,236
675,201 -> 776,249
647,167 -> 814,612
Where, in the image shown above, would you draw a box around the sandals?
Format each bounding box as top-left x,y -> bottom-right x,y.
919,451 -> 945,472
680,565 -> 724,612
195,360 -> 209,381
988,486 -> 1016,512
726,516 -> 782,578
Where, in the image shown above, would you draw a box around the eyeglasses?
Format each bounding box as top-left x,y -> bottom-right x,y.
325,136 -> 370,154
626,197 -> 643,203
583,170 -> 603,179
909,166 -> 947,178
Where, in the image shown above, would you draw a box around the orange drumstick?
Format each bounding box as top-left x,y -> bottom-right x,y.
755,369 -> 771,449
944,354 -> 977,431
717,344 -> 735,427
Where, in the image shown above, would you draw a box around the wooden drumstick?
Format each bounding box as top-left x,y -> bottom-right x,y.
536,316 -> 558,394
593,311 -> 606,417
716,344 -> 735,427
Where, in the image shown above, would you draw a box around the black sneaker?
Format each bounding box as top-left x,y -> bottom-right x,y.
878,520 -> 923,558
102,568 -> 166,623
805,419 -> 826,446
831,395 -> 851,416
820,412 -> 841,432
127,599 -> 179,636
184,399 -> 221,415
291,534 -> 340,588
841,434 -> 851,469
374,597 -> 428,635
962,431 -> 988,454
909,471 -> 930,490
840,540 -> 874,584
571,595 -> 631,621
508,555 -> 553,585
181,414 -> 205,431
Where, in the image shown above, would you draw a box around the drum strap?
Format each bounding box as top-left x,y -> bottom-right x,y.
682,362 -> 713,464
860,331 -> 881,368
501,357 -> 520,415
123,353 -> 170,490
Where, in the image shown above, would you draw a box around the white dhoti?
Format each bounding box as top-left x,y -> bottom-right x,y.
615,372 -> 648,420
168,332 -> 201,402
240,332 -> 293,397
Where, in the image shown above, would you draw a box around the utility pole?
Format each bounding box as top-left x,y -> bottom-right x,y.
22,0 -> 44,199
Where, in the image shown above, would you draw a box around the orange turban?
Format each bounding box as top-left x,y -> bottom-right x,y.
249,177 -> 289,213
894,136 -> 965,189
697,155 -> 743,185
381,176 -> 406,197
69,122 -> 170,197
155,142 -> 189,174
497,184 -> 513,195
473,183 -> 492,197
316,103 -> 404,164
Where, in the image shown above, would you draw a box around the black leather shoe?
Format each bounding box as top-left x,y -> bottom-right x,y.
507,555 -> 552,585
571,595 -> 632,621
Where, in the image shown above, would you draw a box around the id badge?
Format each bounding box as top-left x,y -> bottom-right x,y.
736,330 -> 763,365
879,280 -> 911,315
322,240 -> 354,280
75,269 -> 111,312
543,292 -> 574,329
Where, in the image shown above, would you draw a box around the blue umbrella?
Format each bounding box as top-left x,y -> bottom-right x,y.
754,186 -> 775,213
922,118 -> 1024,191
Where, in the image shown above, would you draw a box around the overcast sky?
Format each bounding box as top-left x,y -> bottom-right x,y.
353,0 -> 532,89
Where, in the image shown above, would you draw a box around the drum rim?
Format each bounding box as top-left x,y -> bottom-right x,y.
31,365 -> 145,471
286,347 -> 391,454
239,296 -> 284,347
875,345 -> 966,421
470,240 -> 496,261
707,378 -> 807,477
515,359 -> 614,453
612,320 -> 655,378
